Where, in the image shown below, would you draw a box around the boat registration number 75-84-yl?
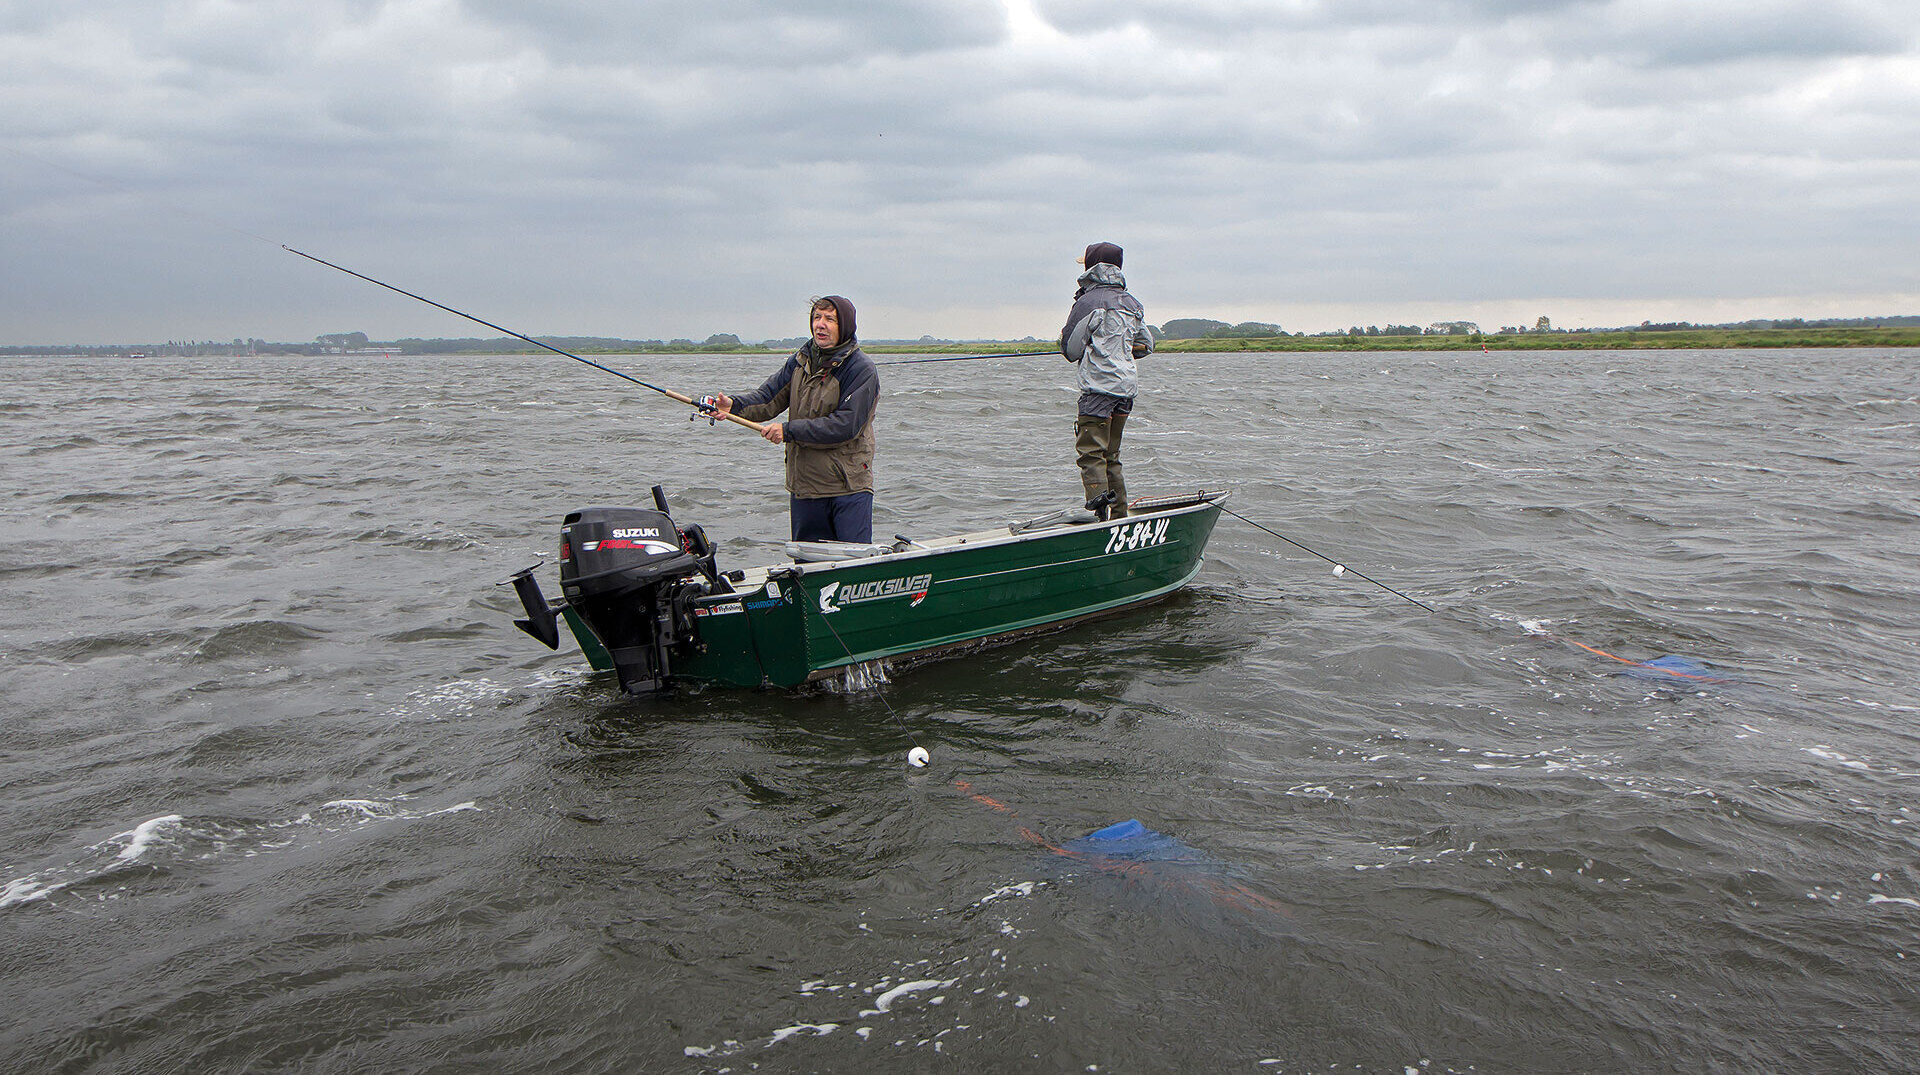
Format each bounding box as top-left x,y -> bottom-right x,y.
1104,517 -> 1171,554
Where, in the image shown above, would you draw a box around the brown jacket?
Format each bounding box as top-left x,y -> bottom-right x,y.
732,340 -> 879,499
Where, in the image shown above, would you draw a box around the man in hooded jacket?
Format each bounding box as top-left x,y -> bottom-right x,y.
706,295 -> 880,543
1060,242 -> 1153,519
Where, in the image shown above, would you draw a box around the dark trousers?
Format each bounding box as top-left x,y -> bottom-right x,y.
791,492 -> 874,543
1075,412 -> 1129,518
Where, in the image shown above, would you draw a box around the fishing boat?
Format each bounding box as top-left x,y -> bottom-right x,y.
505,487 -> 1228,692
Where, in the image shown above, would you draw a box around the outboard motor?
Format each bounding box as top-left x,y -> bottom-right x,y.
558,491 -> 710,694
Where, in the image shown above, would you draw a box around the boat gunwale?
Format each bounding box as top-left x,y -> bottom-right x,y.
706,490 -> 1230,596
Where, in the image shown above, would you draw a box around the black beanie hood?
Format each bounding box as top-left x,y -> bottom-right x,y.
816,295 -> 856,346
1082,242 -> 1123,270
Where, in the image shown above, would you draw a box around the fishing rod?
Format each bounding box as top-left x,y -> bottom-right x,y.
874,350 -> 1058,366
281,245 -> 767,433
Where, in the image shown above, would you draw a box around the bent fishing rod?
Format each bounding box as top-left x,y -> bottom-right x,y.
281,246 -> 767,433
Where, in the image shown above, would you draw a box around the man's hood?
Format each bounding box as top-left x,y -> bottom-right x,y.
801,335 -> 859,372
1076,262 -> 1127,291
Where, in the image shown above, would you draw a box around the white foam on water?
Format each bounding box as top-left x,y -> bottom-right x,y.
973,879 -> 1043,937
1459,459 -> 1550,476
1869,895 -> 1920,909
1480,608 -> 1555,636
0,876 -> 61,909
280,796 -> 480,830
1805,746 -> 1872,771
0,813 -> 186,909
310,800 -> 389,821
1,796 -> 480,912
1844,696 -> 1920,713
768,1023 -> 839,1045
389,676 -> 523,721
822,659 -> 892,694
1469,746 -> 1604,775
685,948 -> 1021,1060
111,814 -> 185,862
864,979 -> 954,1016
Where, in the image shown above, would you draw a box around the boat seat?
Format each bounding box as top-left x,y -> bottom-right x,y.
1009,507 -> 1099,535
785,540 -> 895,563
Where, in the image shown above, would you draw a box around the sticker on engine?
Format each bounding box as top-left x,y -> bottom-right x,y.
582,538 -> 681,555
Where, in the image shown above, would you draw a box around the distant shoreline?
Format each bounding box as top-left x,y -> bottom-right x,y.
6,325 -> 1920,357
1150,325 -> 1920,351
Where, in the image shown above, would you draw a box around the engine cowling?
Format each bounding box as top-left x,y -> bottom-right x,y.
559,506 -> 706,693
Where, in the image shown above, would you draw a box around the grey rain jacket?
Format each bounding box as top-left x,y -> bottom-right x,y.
730,338 -> 879,499
1059,263 -> 1153,399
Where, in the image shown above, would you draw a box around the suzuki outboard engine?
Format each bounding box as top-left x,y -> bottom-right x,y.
559,499 -> 709,694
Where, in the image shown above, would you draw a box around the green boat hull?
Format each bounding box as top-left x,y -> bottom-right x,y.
560,492 -> 1225,690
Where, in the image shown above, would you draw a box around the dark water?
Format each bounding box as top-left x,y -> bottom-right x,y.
3,348 -> 1918,1073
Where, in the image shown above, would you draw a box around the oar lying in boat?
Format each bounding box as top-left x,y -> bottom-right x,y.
281,245 -> 766,433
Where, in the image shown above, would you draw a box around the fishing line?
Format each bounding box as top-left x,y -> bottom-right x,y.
8,147 -> 762,430
281,246 -> 769,432
874,350 -> 1057,366
1221,504 -> 1438,612
3,143 -> 284,248
813,607 -> 928,765
1223,504 -> 1728,683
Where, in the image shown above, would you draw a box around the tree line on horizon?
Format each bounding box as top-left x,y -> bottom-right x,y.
6,314 -> 1919,356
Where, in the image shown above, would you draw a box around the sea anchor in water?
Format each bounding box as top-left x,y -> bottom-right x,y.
1032,819 -> 1294,923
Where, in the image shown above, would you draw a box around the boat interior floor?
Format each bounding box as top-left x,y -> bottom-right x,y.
721,490 -> 1226,593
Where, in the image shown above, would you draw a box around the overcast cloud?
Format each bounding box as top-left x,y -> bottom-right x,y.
3,0 -> 1916,344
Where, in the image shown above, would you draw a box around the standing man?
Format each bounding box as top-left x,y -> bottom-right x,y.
705,296 -> 880,543
1060,242 -> 1153,520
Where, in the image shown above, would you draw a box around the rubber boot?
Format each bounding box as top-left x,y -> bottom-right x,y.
1083,482 -> 1112,521
1108,467 -> 1128,518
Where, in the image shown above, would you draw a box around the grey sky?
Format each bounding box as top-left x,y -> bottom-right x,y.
4,0 -> 1916,344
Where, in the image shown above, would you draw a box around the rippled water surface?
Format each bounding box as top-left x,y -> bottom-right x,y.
3,348 -> 1918,1073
